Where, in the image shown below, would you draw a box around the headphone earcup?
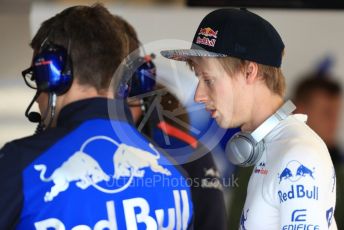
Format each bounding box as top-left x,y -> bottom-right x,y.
129,57 -> 156,97
59,55 -> 73,95
33,43 -> 73,95
116,64 -> 132,99
225,101 -> 296,167
250,140 -> 265,166
117,54 -> 156,99
225,132 -> 265,167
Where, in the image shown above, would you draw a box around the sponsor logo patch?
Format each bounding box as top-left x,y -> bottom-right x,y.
277,161 -> 318,203
198,27 -> 218,38
278,160 -> 315,184
282,209 -> 320,230
278,185 -> 319,203
35,136 -> 171,202
35,191 -> 190,230
196,27 -> 218,47
254,162 -> 268,175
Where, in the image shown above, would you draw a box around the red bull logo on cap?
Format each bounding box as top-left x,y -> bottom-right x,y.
196,27 -> 218,47
198,27 -> 218,38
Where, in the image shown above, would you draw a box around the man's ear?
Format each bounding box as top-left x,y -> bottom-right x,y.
245,62 -> 259,84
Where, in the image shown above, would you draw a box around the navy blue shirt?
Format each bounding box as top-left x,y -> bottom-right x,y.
0,98 -> 193,230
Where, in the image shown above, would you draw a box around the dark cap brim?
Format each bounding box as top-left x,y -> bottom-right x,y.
160,49 -> 227,61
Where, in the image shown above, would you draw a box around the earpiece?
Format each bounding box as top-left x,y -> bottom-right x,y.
23,39 -> 73,132
225,100 -> 296,167
116,52 -> 156,99
32,40 -> 73,95
129,54 -> 156,97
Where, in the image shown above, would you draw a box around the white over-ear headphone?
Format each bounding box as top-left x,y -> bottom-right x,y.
226,100 -> 296,167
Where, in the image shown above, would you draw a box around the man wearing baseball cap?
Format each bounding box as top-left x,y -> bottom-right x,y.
161,8 -> 337,229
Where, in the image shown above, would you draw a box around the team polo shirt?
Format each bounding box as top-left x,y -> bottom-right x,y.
0,98 -> 194,230
240,114 -> 337,230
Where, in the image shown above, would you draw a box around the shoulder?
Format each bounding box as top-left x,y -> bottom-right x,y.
269,115 -> 331,166
0,127 -> 69,171
267,116 -> 334,186
272,141 -> 335,203
277,124 -> 331,166
275,139 -> 333,177
271,115 -> 321,141
0,141 -> 18,165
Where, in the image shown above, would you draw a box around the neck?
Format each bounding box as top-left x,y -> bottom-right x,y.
241,88 -> 284,132
61,84 -> 110,106
51,82 -> 113,127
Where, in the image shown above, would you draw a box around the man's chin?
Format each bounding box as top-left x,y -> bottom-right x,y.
215,118 -> 231,129
216,117 -> 241,130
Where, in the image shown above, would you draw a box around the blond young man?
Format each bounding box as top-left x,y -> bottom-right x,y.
162,8 -> 337,229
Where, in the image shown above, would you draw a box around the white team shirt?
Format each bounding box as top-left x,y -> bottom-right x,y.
240,114 -> 337,230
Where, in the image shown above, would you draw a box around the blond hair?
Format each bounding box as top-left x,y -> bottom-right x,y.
187,56 -> 286,97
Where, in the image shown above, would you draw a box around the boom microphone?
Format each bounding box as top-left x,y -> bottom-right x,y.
25,91 -> 41,123
27,112 -> 41,123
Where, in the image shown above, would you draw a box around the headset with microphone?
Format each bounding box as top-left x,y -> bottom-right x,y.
128,53 -> 156,98
22,39 -> 73,133
116,54 -> 156,99
225,100 -> 296,167
116,43 -> 157,101
23,34 -> 155,133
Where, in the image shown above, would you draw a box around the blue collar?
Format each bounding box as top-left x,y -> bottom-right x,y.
56,97 -> 133,127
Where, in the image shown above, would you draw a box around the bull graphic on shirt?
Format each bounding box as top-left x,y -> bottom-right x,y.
278,160 -> 315,183
279,167 -> 293,183
35,136 -> 171,201
34,151 -> 110,202
113,143 -> 171,179
296,164 -> 314,179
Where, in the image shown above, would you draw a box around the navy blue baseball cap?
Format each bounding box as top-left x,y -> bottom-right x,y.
161,8 -> 285,67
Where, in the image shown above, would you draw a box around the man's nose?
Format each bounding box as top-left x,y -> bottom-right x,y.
194,82 -> 208,104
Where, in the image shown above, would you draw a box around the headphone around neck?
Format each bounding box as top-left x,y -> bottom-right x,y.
225,100 -> 296,167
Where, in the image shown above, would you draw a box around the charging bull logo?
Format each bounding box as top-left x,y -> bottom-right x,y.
278,160 -> 315,184
277,160 -> 318,203
198,27 -> 218,38
279,167 -> 293,183
35,136 -> 171,202
196,27 -> 218,47
113,143 -> 171,179
35,151 -> 110,202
